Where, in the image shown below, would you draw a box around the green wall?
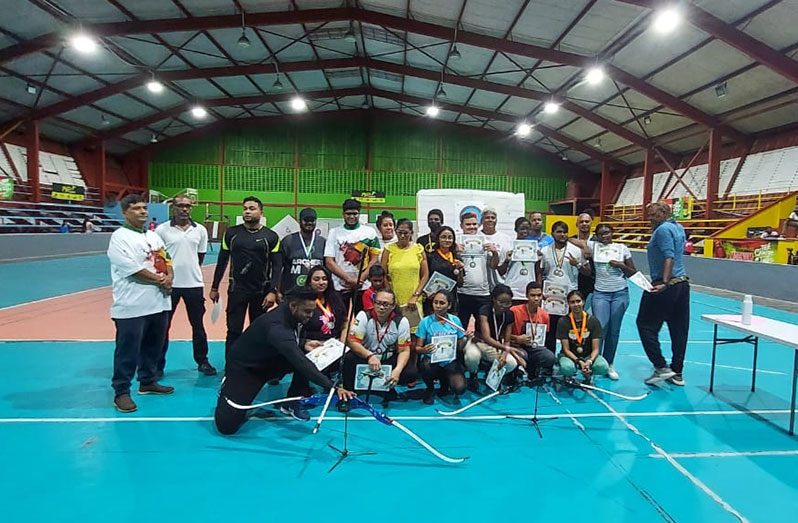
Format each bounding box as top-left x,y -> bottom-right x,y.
148,117 -> 568,225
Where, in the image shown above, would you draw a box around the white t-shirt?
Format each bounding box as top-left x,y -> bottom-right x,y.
349,310 -> 411,359
459,233 -> 491,296
587,240 -> 632,293
324,224 -> 381,291
541,243 -> 583,292
155,220 -> 208,288
483,229 -> 512,288
107,226 -> 172,319
504,260 -> 537,301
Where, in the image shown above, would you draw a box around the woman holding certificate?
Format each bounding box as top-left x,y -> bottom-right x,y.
498,217 -> 539,305
586,224 -> 636,380
556,290 -> 609,384
382,219 -> 429,333
416,290 -> 469,404
424,226 -> 464,314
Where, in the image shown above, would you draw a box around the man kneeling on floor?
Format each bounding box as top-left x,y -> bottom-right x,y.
215,287 -> 355,435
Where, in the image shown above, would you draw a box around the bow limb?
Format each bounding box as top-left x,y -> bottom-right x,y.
225,395 -> 304,410
391,421 -> 468,464
312,387 -> 338,434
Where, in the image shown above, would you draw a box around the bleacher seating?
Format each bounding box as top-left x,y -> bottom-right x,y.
0,200 -> 122,233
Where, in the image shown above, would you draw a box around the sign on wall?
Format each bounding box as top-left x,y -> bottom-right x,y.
662,196 -> 693,220
0,177 -> 13,200
51,182 -> 85,201
352,190 -> 386,203
714,239 -> 775,263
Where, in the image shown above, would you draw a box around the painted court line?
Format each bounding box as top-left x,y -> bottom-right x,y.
649,450 -> 798,459
0,408 -> 790,424
0,286 -> 109,312
587,390 -> 749,523
624,354 -> 788,376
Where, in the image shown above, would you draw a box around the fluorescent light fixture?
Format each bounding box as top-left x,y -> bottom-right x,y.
585,66 -> 605,85
543,101 -> 560,114
426,105 -> 440,117
653,7 -> 681,34
516,123 -> 532,137
26,84 -> 37,95
71,33 -> 97,53
191,105 -> 207,118
146,79 -> 164,93
290,96 -> 307,111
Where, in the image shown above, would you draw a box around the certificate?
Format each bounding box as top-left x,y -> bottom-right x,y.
629,271 -> 654,292
462,235 -> 485,256
423,271 -> 457,295
542,297 -> 569,316
543,280 -> 567,299
430,334 -> 457,364
305,338 -> 348,371
593,243 -> 623,263
512,240 -> 538,262
355,364 -> 393,391
485,359 -> 507,392
525,323 -> 547,347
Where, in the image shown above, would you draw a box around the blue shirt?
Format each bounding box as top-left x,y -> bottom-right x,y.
647,219 -> 686,282
416,314 -> 465,344
527,232 -> 554,248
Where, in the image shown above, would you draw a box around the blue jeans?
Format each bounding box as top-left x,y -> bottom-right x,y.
591,288 -> 629,365
112,311 -> 168,396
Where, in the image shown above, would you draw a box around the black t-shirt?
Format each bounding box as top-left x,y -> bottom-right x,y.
228,304 -> 334,389
556,314 -> 603,359
278,232 -> 326,292
303,296 -> 346,341
477,304 -> 514,341
426,249 -> 462,284
212,224 -> 281,294
417,233 -> 436,254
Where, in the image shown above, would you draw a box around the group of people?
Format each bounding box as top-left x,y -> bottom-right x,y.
107,195 -> 690,438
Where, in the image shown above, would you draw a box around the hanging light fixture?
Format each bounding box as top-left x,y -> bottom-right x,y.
237,11 -> 251,47
191,105 -> 207,119
515,123 -> 532,137
436,85 -> 448,99
344,24 -> 357,43
426,105 -> 440,117
291,96 -> 307,112
70,32 -> 97,53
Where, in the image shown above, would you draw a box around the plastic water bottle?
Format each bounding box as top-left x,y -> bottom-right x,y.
741,295 -> 753,325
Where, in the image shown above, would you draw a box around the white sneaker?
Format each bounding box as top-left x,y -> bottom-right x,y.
645,367 -> 676,385
607,365 -> 619,381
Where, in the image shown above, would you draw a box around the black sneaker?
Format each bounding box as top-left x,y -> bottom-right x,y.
280,402 -> 311,422
138,382 -> 174,395
198,361 -> 217,376
114,393 -> 137,413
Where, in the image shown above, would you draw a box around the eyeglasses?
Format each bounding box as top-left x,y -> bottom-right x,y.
396,230 -> 412,236
173,203 -> 192,209
374,300 -> 394,308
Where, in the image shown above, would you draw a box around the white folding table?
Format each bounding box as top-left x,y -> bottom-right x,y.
702,314 -> 798,435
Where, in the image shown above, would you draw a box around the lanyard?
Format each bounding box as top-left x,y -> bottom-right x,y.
316,298 -> 333,320
299,233 -> 314,259
553,246 -> 566,271
525,305 -> 540,334
374,318 -> 391,350
492,310 -> 506,343
436,248 -> 454,265
569,311 -> 587,346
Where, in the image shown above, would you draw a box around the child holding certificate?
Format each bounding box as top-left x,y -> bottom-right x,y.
415,290 -> 469,404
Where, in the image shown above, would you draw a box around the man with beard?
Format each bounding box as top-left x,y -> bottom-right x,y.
277,207 -> 326,293
527,211 -> 554,248
211,196 -> 282,358
417,209 -> 444,253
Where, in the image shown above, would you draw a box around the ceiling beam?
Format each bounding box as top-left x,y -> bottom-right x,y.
618,0 -> 798,86
0,6 -> 742,140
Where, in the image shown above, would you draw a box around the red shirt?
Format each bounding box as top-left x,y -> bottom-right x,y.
510,304 -> 550,336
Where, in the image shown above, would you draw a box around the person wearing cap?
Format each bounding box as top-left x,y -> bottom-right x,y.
276,208 -> 327,294
417,209 -> 444,253
324,198 -> 382,308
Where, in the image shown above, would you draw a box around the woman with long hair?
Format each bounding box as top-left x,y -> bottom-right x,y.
303,265 -> 348,343
424,225 -> 464,314
556,290 -> 609,385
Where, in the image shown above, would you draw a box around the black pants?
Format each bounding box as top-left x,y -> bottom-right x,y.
418,358 -> 466,395
112,311 -> 169,397
225,290 -> 267,358
214,360 -> 293,435
457,293 -> 490,332
546,315 -> 563,354
636,281 -> 690,374
160,287 -> 209,373
341,352 -> 417,391
522,344 -> 557,374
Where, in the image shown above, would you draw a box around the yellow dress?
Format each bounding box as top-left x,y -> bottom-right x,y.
385,243 -> 424,331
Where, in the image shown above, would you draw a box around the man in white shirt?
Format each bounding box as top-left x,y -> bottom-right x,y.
457,211 -> 498,330
156,194 -> 216,377
324,198 -> 381,310
107,195 -> 175,414
481,207 -> 512,289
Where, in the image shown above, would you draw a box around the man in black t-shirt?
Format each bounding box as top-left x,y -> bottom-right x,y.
277,207 -> 326,293
214,288 -> 355,435
555,290 -> 609,384
417,209 -> 444,253
210,197 -> 282,357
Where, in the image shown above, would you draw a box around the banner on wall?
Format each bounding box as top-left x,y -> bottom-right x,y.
0,177 -> 13,200
714,239 -> 775,263
663,196 -> 693,220
51,182 -> 85,201
352,190 -> 385,204
184,188 -> 198,204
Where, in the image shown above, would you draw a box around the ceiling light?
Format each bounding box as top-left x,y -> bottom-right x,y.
272,76 -> 283,90
344,26 -> 357,43
515,123 -> 532,137
26,84 -> 37,95
191,105 -> 207,119
449,45 -> 461,61
70,33 -> 97,53
361,97 -> 369,109
561,154 -> 568,161
543,101 -> 560,114
146,79 -> 164,93
237,30 -> 251,48
290,96 -> 307,112
426,105 -> 440,117
595,138 -> 602,149
101,114 -> 110,126
644,115 -> 652,125
150,134 -> 158,144
585,66 -> 605,85
436,86 -> 447,99
653,7 -> 681,34
715,82 -> 728,98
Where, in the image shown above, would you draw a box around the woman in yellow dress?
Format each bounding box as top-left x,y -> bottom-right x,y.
382,218 -> 429,333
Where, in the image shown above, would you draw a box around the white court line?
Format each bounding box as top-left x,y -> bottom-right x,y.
0,286 -> 109,312
649,450 -> 798,459
619,340 -> 713,345
587,390 -> 749,523
624,354 -> 788,376
0,408 -> 790,424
